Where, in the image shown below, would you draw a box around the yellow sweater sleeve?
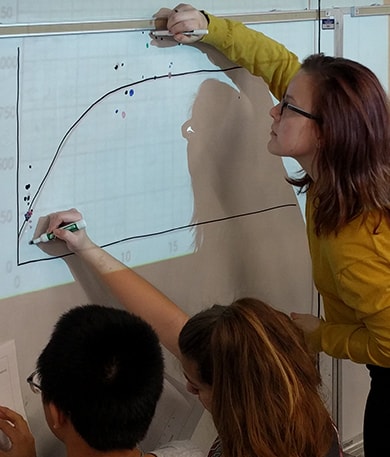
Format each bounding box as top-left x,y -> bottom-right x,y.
202,13 -> 301,101
326,257 -> 390,366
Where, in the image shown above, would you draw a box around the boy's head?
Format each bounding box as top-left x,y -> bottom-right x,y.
35,304 -> 164,451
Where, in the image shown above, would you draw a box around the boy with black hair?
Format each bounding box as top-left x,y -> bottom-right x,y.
0,305 -> 203,457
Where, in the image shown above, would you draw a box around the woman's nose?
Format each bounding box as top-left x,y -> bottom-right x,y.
269,102 -> 281,120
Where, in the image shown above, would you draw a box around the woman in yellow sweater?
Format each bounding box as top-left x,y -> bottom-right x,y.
163,4 -> 390,457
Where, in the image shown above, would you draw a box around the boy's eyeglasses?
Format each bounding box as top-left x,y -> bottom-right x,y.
27,370 -> 42,394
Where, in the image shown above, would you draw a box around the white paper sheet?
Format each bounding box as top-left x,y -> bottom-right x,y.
141,374 -> 204,452
0,340 -> 27,450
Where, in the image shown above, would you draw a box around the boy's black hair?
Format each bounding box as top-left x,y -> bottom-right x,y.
37,304 -> 164,451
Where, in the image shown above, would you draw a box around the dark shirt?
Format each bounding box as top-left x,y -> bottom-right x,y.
207,429 -> 343,457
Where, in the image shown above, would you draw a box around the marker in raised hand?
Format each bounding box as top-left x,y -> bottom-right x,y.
151,29 -> 208,37
29,219 -> 86,245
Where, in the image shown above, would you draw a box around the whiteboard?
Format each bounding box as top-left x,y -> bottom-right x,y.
1,23 -> 322,301
7,31 -> 221,298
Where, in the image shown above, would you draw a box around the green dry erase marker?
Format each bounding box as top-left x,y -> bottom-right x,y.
29,219 -> 87,245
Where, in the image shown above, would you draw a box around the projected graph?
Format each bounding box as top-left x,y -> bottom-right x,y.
1,29 -> 252,298
1,25 -> 307,300
15,33 -> 239,265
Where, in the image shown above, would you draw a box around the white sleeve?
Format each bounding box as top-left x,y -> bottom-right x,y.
150,440 -> 205,457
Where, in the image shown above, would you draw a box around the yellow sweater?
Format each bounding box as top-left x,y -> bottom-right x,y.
202,13 -> 390,367
307,196 -> 390,366
202,13 -> 300,101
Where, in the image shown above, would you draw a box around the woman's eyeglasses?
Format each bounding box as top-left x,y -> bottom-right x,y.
279,99 -> 320,121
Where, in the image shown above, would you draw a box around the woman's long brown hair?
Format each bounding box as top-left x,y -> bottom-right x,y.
179,298 -> 335,457
287,54 -> 390,236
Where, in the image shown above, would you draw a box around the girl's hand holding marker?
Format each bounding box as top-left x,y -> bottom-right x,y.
29,219 -> 86,245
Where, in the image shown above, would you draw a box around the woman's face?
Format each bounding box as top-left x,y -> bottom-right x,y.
181,355 -> 213,411
268,70 -> 321,178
